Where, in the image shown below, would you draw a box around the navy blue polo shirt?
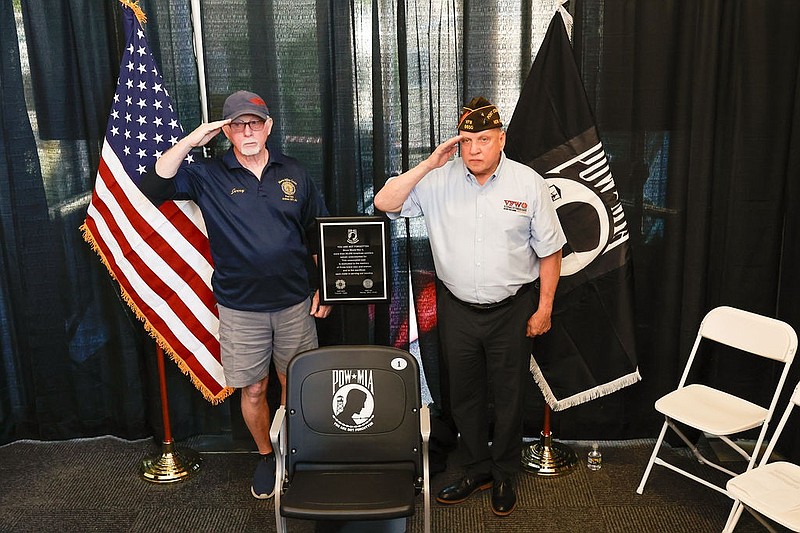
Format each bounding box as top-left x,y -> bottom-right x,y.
141,148 -> 329,312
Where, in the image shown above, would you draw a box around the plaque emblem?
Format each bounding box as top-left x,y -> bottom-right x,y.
346,228 -> 359,244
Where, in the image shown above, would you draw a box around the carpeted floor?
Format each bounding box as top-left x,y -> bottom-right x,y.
0,436 -> 786,532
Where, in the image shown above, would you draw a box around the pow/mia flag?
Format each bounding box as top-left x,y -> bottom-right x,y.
505,11 -> 640,411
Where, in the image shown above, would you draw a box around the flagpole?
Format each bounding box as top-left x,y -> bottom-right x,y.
521,404 -> 578,476
189,0 -> 210,157
517,6 -> 577,476
192,0 -> 208,122
190,0 -> 209,123
141,346 -> 202,483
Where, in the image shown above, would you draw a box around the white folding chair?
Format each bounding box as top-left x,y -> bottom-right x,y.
723,381 -> 800,532
637,306 -> 798,498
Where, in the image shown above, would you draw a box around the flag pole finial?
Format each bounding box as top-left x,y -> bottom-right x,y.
118,0 -> 147,25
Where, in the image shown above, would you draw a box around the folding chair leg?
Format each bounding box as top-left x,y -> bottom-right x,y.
662,420 -> 741,481
637,420 -> 669,494
722,501 -> 743,533
420,404 -> 431,533
725,503 -> 782,533
270,407 -> 287,533
744,507 -> 781,533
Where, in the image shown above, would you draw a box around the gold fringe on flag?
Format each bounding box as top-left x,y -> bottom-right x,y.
117,0 -> 147,25
80,222 -> 234,404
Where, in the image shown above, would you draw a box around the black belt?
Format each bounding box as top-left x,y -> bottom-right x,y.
447,282 -> 534,312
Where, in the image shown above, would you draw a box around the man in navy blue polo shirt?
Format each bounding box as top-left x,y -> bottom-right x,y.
141,90 -> 331,499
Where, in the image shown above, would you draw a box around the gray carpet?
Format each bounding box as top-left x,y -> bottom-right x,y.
0,436 -> 786,532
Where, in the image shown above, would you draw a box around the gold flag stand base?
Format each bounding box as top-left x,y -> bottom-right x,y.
521,431 -> 578,476
140,441 -> 202,483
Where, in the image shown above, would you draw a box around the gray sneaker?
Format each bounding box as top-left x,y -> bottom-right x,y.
251,454 -> 276,499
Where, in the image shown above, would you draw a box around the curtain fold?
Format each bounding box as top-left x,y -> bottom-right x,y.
1,0 -> 799,459
576,0 -> 800,452
777,52 -> 800,460
20,0 -> 118,140
2,0 -> 140,441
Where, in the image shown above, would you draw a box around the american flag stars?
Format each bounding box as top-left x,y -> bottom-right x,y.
107,26 -> 186,181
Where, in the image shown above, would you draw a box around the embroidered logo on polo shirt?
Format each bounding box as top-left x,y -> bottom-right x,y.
279,178 -> 298,201
230,187 -> 246,195
502,199 -> 528,214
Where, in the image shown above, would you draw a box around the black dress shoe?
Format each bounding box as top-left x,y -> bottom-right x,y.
435,473 -> 493,504
491,479 -> 517,516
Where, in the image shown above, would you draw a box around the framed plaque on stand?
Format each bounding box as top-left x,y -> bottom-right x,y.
317,216 -> 390,305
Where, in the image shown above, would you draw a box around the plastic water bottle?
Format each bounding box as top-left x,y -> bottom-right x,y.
587,443 -> 602,471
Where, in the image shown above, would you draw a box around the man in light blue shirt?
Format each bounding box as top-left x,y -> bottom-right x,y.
374,97 -> 566,517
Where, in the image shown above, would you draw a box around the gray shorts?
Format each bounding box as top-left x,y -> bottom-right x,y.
218,298 -> 318,388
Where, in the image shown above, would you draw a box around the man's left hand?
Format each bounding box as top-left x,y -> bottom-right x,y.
526,308 -> 552,337
310,290 -> 332,318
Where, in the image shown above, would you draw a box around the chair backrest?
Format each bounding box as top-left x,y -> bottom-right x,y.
284,345 -> 423,477
678,306 -> 798,392
699,306 -> 798,362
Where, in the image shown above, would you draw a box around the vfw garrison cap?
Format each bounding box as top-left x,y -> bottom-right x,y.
457,96 -> 502,132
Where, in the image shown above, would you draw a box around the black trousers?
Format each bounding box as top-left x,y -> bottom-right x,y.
437,284 -> 536,481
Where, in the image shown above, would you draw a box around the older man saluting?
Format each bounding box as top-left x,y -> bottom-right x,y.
141,90 -> 331,500
374,96 -> 566,517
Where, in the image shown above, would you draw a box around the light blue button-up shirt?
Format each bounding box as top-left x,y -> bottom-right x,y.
387,153 -> 566,304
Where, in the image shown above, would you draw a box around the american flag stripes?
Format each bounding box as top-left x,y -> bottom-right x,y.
82,1 -> 231,402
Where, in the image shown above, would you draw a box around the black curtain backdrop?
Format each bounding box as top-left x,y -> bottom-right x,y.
2,0 -> 799,461
572,0 -> 800,456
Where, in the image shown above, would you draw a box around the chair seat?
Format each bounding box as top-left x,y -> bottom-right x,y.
726,462 -> 800,530
655,384 -> 768,435
281,467 -> 417,520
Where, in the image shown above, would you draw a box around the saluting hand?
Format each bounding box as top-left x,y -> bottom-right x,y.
374,134 -> 463,213
186,119 -> 231,148
424,135 -> 462,170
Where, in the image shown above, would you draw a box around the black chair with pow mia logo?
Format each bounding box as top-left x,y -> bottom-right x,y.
269,345 -> 431,533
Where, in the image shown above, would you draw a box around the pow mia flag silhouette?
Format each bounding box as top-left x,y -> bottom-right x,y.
301,365 -> 407,434
332,369 -> 376,431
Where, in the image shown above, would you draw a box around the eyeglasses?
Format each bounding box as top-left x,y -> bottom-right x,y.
229,119 -> 267,132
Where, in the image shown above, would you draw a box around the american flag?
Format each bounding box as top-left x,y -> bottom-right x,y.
81,1 -> 231,403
